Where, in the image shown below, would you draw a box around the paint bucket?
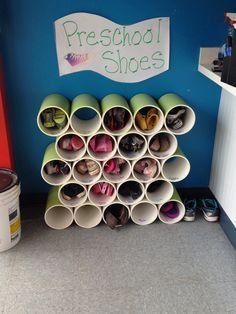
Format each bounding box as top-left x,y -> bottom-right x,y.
41,143 -> 71,186
131,199 -> 158,225
161,147 -> 190,182
70,94 -> 101,136
37,94 -> 70,137
44,186 -> 74,230
74,203 -> 103,228
101,94 -> 133,135
0,169 -> 21,252
158,188 -> 185,224
148,129 -> 178,159
129,93 -> 164,135
158,93 -> 196,135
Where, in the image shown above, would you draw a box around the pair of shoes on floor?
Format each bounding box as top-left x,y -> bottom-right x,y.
134,158 -> 157,178
150,134 -> 170,152
58,135 -> 84,151
119,182 -> 142,201
104,158 -> 126,175
61,183 -> 85,201
166,107 -> 186,130
184,198 -> 220,222
92,182 -> 114,196
45,161 -> 70,175
160,201 -> 179,219
104,108 -> 130,131
89,135 -> 113,153
135,108 -> 159,131
41,108 -> 67,130
76,160 -> 100,176
120,135 -> 145,153
105,205 -> 129,229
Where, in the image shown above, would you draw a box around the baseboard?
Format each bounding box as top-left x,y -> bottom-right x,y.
218,204 -> 236,249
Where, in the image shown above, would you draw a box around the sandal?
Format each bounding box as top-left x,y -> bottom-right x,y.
89,135 -> 113,152
166,108 -> 186,125
113,108 -> 125,130
85,160 -> 100,176
150,136 -> 161,152
143,159 -> 157,178
58,136 -> 73,151
42,109 -> 55,128
76,161 -> 88,175
146,108 -> 159,130
71,135 -> 84,151
105,204 -> 129,229
159,135 -> 170,152
104,159 -> 117,174
171,118 -> 183,130
53,109 -> 67,129
135,112 -> 147,130
62,184 -> 85,201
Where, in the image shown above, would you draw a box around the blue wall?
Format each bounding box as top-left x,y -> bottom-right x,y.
1,0 -> 235,193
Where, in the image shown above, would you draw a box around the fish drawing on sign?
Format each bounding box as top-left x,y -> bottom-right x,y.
64,53 -> 89,66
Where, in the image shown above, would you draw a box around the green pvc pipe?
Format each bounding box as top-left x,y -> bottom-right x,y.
71,94 -> 100,115
37,94 -> 70,136
158,93 -> 188,115
129,93 -> 160,115
101,94 -> 130,114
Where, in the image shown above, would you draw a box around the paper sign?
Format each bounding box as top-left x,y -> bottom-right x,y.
55,13 -> 170,82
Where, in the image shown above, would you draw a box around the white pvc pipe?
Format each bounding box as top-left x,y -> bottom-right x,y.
72,156 -> 102,185
74,203 -> 102,228
117,129 -> 147,160
148,129 -> 178,159
131,200 -> 158,225
58,180 -> 87,207
44,205 -> 74,230
55,128 -> 86,162
88,180 -> 116,206
145,178 -> 174,204
70,94 -> 102,136
102,155 -> 132,183
161,147 -> 190,182
117,178 -> 144,205
164,105 -> 196,135
102,201 -> 130,226
87,131 -> 117,161
158,201 -> 185,224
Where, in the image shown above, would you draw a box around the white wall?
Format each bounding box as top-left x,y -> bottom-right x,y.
210,89 -> 236,227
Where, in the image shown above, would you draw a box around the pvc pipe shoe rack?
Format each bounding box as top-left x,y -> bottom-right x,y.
38,93 -> 195,230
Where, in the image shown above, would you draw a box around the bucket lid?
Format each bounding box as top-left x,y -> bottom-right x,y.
0,168 -> 19,193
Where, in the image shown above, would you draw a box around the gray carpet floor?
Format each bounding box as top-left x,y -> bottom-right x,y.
0,217 -> 235,314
